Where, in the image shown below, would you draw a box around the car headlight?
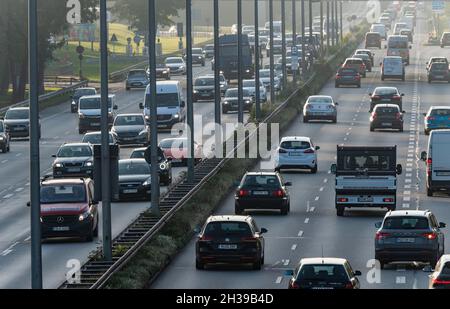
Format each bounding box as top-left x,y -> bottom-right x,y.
0,136 -> 4,141
54,163 -> 62,168
198,56 -> 202,59
71,101 -> 77,105
173,114 -> 180,119
245,100 -> 251,104
162,70 -> 168,74
78,113 -> 85,119
180,66 -> 185,69
223,101 -> 229,105
79,210 -> 91,222
159,162 -> 168,170
139,129 -> 148,135
144,115 -> 150,121
193,90 -> 198,94
142,178 -> 151,186
220,84 -> 225,88
85,161 -> 93,167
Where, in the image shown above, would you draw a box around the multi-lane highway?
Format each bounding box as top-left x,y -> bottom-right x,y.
0,1 -> 369,289
152,12 -> 450,289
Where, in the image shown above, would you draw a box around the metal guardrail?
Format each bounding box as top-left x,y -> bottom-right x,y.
0,80 -> 89,115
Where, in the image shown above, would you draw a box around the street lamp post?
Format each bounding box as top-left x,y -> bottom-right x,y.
186,0 -> 195,183
255,0 -> 261,121
281,0 -> 287,88
292,0 -> 297,82
269,0 -> 275,104
301,0 -> 306,75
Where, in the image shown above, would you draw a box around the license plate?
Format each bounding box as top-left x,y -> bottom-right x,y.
123,189 -> 138,194
253,191 -> 269,196
52,226 -> 69,232
132,83 -> 141,86
91,123 -> 100,126
67,168 -> 81,172
437,172 -> 450,176
381,99 -> 391,102
358,197 -> 373,203
397,237 -> 415,243
201,93 -> 210,97
435,76 -> 444,79
289,152 -> 302,156
218,244 -> 237,250
123,137 -> 134,141
14,127 -> 24,131
381,122 -> 392,126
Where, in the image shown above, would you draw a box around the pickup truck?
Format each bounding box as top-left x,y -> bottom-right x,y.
330,146 -> 403,216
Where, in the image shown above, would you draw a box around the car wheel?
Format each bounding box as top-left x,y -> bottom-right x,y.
430,252 -> 439,268
428,78 -> 431,83
335,83 -> 339,88
222,108 -> 228,114
402,75 -> 405,81
93,218 -> 99,238
336,206 -> 345,217
166,76 -> 171,80
370,126 -> 375,132
427,187 -> 433,197
303,117 -> 308,123
261,255 -> 265,266
84,229 -> 94,242
235,205 -> 244,215
78,128 -> 85,135
332,117 -> 337,124
399,126 -> 404,132
202,62 -> 205,67
1,145 -> 6,153
253,259 -> 262,270
196,259 -> 205,270
424,129 -> 430,135
126,87 -> 130,91
381,75 -> 385,81
357,83 -> 361,88
363,72 -> 366,78
311,164 -> 318,174
280,206 -> 288,216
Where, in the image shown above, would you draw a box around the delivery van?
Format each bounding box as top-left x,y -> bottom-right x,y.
381,56 -> 405,81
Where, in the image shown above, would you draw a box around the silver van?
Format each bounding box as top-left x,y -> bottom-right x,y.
381,56 -> 405,81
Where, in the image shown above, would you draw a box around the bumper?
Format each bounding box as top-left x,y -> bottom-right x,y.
41,219 -> 93,239
375,249 -> 436,263
126,82 -> 149,89
53,168 -> 93,178
118,186 -> 151,201
147,117 -> 182,129
222,103 -> 253,112
428,179 -> 450,190
304,112 -> 336,120
336,79 -> 360,86
371,120 -> 403,129
336,194 -> 396,208
236,197 -> 288,210
429,74 -> 449,81
194,92 -> 215,101
79,118 -> 113,131
382,74 -> 404,80
276,155 -> 316,169
8,129 -> 30,138
115,134 -> 149,145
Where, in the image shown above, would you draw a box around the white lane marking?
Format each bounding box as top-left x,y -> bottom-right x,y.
309,207 -> 315,212
298,231 -> 304,237
323,179 -> 328,183
403,196 -> 411,202
291,244 -> 297,251
1,242 -> 19,256
275,276 -> 283,284
319,187 -> 324,192
405,179 -> 412,183
407,163 -> 413,167
283,259 -> 290,266
344,137 -> 348,141
25,182 -> 30,186
15,188 -> 24,192
15,153 -> 22,157
404,184 -> 411,188
1,160 -> 8,164
315,196 -> 319,201
3,194 -> 13,199
346,132 -> 350,136
304,218 -> 310,224
403,191 -> 411,195
24,236 -> 31,242
406,173 -> 412,177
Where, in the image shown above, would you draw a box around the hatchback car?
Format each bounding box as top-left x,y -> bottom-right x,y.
375,210 -> 446,269
70,87 -> 97,113
369,87 -> 404,112
146,63 -> 171,80
370,104 -> 404,132
125,69 -> 149,91
0,120 -> 11,153
222,88 -> 254,114
3,107 -> 41,139
287,258 -> 362,289
111,114 -> 150,146
235,172 -> 291,215
195,215 -> 267,270
158,137 -> 202,166
303,95 -> 338,123
429,255 -> 450,289
423,106 -> 450,135
130,147 -> 172,186
52,143 -> 94,178
342,58 -> 366,77
117,159 -> 152,201
164,57 -> 186,75
335,68 -> 361,88
426,57 -> 448,71
428,62 -> 450,83
37,178 -> 98,242
193,76 -> 215,102
275,136 -> 320,173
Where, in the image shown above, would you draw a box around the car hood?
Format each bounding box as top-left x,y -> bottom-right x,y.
41,203 -> 89,216
166,63 -> 184,68
54,157 -> 92,164
119,175 -> 150,183
113,125 -> 145,133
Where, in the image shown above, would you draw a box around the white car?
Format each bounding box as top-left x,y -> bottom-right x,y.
242,79 -> 267,102
164,57 -> 186,75
275,136 -> 320,173
259,69 -> 281,91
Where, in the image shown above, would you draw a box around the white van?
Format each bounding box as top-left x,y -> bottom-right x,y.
393,22 -> 409,35
381,56 -> 405,81
370,23 -> 387,40
421,130 -> 450,196
140,81 -> 186,129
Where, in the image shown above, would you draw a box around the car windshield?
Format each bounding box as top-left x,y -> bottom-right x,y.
130,150 -> 145,159
431,58 -> 448,63
297,265 -> 348,282
374,88 -> 397,95
82,133 -> 114,144
308,97 -> 332,104
204,222 -> 252,237
280,141 -> 311,150
259,70 -> 270,77
114,115 -> 144,126
388,40 -> 408,48
340,153 -> 392,171
383,217 -> 429,230
5,109 -> 29,120
79,97 -> 112,110
430,109 -> 450,116
339,68 -> 357,75
243,175 -> 280,188
57,145 -> 92,157
40,184 -> 86,204
74,89 -> 96,98
192,48 -> 203,54
345,59 -> 362,65
165,58 -> 183,64
225,89 -> 250,97
195,78 -> 215,86
119,161 -> 150,175
129,71 -> 147,78
145,93 -> 179,108
442,263 -> 450,275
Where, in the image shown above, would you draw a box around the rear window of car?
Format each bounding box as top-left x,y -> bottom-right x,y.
345,59 -> 363,65
442,262 -> 450,275
366,33 -> 381,39
129,71 -> 147,78
375,106 -> 398,114
308,97 -> 332,104
281,141 -> 311,150
339,68 -> 357,75
243,175 -> 281,188
195,78 -> 214,86
204,222 -> 252,237
431,63 -> 448,70
374,88 -> 397,95
297,264 -> 348,282
341,153 -> 392,171
383,217 -> 430,230
430,109 -> 450,116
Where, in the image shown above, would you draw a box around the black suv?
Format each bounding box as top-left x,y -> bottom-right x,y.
369,87 -> 404,112
52,143 -> 94,178
36,178 -> 99,242
235,172 -> 291,215
375,210 -> 446,269
0,120 -> 10,153
370,104 -> 404,132
3,107 -> 41,139
335,68 -> 361,88
195,215 -> 267,270
193,76 -> 215,102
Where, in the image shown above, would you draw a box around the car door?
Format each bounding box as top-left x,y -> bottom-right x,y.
250,219 -> 264,256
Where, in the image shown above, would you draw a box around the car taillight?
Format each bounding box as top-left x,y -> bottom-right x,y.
393,95 -> 401,100
360,64 -> 365,69
238,189 -> 250,197
278,148 -> 287,154
337,197 -> 348,202
355,75 -> 361,80
199,235 -> 213,241
372,95 -> 380,100
241,236 -> 257,242
344,282 -> 354,289
273,189 -> 285,197
289,280 -> 300,289
426,116 -> 435,121
395,112 -> 401,120
304,148 -> 315,154
427,158 -> 432,176
371,112 -> 377,120
383,198 -> 394,202
375,232 -> 391,240
432,278 -> 450,285
422,232 -> 437,240
336,74 -> 341,79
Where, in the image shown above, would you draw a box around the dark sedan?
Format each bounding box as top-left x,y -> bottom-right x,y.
335,68 -> 361,88
370,104 -> 404,132
193,76 -> 215,102
147,64 -> 171,80
222,88 -> 254,114
3,107 -> 41,139
111,114 -> 150,146
369,87 -> 404,112
184,48 -> 205,66
118,159 -> 152,201
52,143 -> 94,178
428,62 -> 450,83
235,172 -> 291,215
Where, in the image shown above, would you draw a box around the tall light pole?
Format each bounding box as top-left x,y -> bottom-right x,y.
186,0 -> 195,183
340,1 -> 343,43
281,0 -> 287,87
269,0 -> 275,104
334,0 -> 338,45
301,0 -> 306,75
320,0 -> 324,57
213,0 -> 221,126
309,0 -> 313,39
237,0 -> 244,124
292,0 -> 297,82
100,0 -> 112,262
29,0 -> 42,289
331,0 -> 335,46
326,0 -> 330,49
255,0 -> 261,121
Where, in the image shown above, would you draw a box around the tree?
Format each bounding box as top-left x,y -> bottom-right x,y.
112,0 -> 185,32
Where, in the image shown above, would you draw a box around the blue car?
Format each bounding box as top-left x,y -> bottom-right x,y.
424,106 -> 450,135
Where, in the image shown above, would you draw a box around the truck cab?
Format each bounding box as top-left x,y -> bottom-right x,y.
330,146 -> 402,216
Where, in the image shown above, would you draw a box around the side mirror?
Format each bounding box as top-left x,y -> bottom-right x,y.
396,164 -> 402,175
181,101 -> 186,108
439,222 -> 446,228
402,110 -> 406,114
139,103 -> 144,110
52,154 -> 56,158
284,182 -> 292,187
335,102 -> 339,106
26,201 -> 31,207
315,146 -> 320,151
401,93 -> 405,96
284,269 -> 294,276
420,151 -> 427,162
375,222 -> 382,228
260,228 -> 268,234
113,105 -> 118,110
330,163 -> 337,175
354,270 -> 362,276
